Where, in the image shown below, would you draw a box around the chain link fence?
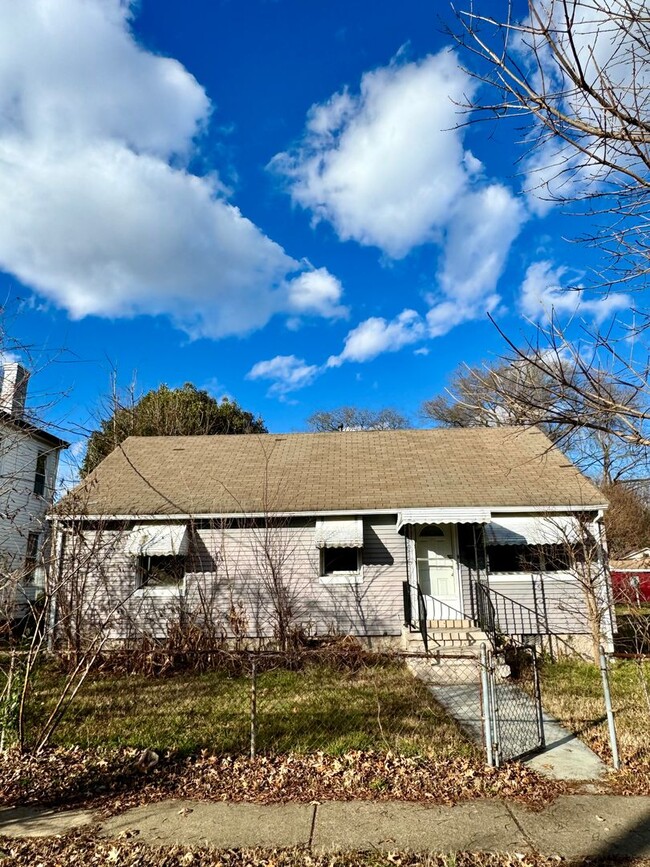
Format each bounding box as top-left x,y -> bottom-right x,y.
14,646 -> 483,760
233,650 -> 483,759
6,640 -> 623,768
484,645 -> 545,764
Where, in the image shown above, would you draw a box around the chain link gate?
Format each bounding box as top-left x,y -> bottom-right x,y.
481,644 -> 545,766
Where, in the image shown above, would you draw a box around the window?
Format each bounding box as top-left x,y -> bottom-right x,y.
322,547 -> 360,575
137,555 -> 185,589
418,525 -> 445,538
320,547 -> 362,583
34,452 -> 47,496
24,532 -> 40,582
487,544 -> 574,574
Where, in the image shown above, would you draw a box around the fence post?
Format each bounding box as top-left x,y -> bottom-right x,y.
530,646 -> 546,750
599,646 -> 620,770
250,656 -> 257,760
480,644 -> 494,767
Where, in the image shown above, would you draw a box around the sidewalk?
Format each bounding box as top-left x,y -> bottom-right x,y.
2,796 -> 650,859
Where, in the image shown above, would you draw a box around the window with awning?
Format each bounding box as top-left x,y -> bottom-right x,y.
125,524 -> 189,592
315,518 -> 363,581
484,516 -> 587,574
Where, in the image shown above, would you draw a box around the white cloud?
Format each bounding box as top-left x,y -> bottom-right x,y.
520,260 -> 631,323
272,50 -> 478,259
0,350 -> 20,366
273,49 -> 527,355
0,0 -> 342,338
325,183 -> 525,369
327,310 -> 425,366
247,354 -> 321,395
427,184 -> 526,337
321,185 -> 525,370
286,268 -> 348,320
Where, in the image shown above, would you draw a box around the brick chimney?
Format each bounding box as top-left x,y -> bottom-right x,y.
0,363 -> 29,417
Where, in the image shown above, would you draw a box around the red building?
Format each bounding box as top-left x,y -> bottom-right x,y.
610,549 -> 650,604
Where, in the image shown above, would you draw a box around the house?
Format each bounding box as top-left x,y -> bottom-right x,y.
50,426 -> 612,656
0,363 -> 68,624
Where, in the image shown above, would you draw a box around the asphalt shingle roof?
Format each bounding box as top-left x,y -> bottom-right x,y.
61,427 -> 605,517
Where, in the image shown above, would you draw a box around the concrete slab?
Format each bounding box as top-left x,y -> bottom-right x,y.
101,799 -> 314,849
511,795 -> 650,859
525,712 -> 607,780
0,806 -> 94,838
425,682 -> 485,744
312,801 -> 529,853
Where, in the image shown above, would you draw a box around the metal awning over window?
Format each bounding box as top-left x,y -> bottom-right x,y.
125,523 -> 189,556
484,516 -> 580,546
314,518 -> 364,549
396,508 -> 491,533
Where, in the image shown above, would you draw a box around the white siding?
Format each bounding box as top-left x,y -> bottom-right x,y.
0,421 -> 62,617
62,515 -> 409,642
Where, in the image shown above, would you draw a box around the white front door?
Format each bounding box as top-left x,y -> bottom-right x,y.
416,525 -> 462,620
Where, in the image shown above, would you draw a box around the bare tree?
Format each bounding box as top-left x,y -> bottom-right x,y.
307,406 -> 409,432
447,3 -> 650,475
0,503 -> 138,753
422,353 -> 644,482
454,0 -> 650,290
479,317 -> 650,466
551,514 -> 614,663
601,480 -> 650,556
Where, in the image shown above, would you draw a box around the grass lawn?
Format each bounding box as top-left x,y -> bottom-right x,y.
23,660 -> 479,759
539,658 -> 650,765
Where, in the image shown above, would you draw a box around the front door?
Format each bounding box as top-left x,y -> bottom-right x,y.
416,525 -> 462,620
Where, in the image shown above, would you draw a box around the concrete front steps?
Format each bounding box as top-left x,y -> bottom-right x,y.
402,619 -> 491,685
401,619 -> 489,653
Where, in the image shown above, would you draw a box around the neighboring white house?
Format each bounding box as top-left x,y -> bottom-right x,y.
0,363 -> 68,623
51,427 -> 613,656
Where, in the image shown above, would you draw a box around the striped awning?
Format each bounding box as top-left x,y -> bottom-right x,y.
125,524 -> 189,556
396,508 -> 491,532
314,518 -> 364,548
484,516 -> 580,546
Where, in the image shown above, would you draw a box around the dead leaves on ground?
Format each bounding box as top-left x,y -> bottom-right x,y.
0,748 -> 565,814
5,834 -> 650,867
0,835 -> 570,867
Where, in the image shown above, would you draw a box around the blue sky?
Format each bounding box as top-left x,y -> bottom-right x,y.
1,0 -> 631,466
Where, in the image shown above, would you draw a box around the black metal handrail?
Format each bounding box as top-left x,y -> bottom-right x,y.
482,583 -> 549,638
474,581 -> 497,645
402,581 -> 412,627
416,585 -> 429,653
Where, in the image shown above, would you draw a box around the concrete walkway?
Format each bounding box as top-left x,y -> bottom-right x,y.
2,796 -> 650,858
428,681 -> 606,781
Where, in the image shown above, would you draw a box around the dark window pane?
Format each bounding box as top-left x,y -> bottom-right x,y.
322,547 -> 359,574
487,545 -> 542,572
34,453 -> 46,496
487,544 -> 575,573
419,525 -> 444,538
138,555 -> 185,588
542,545 -> 573,571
